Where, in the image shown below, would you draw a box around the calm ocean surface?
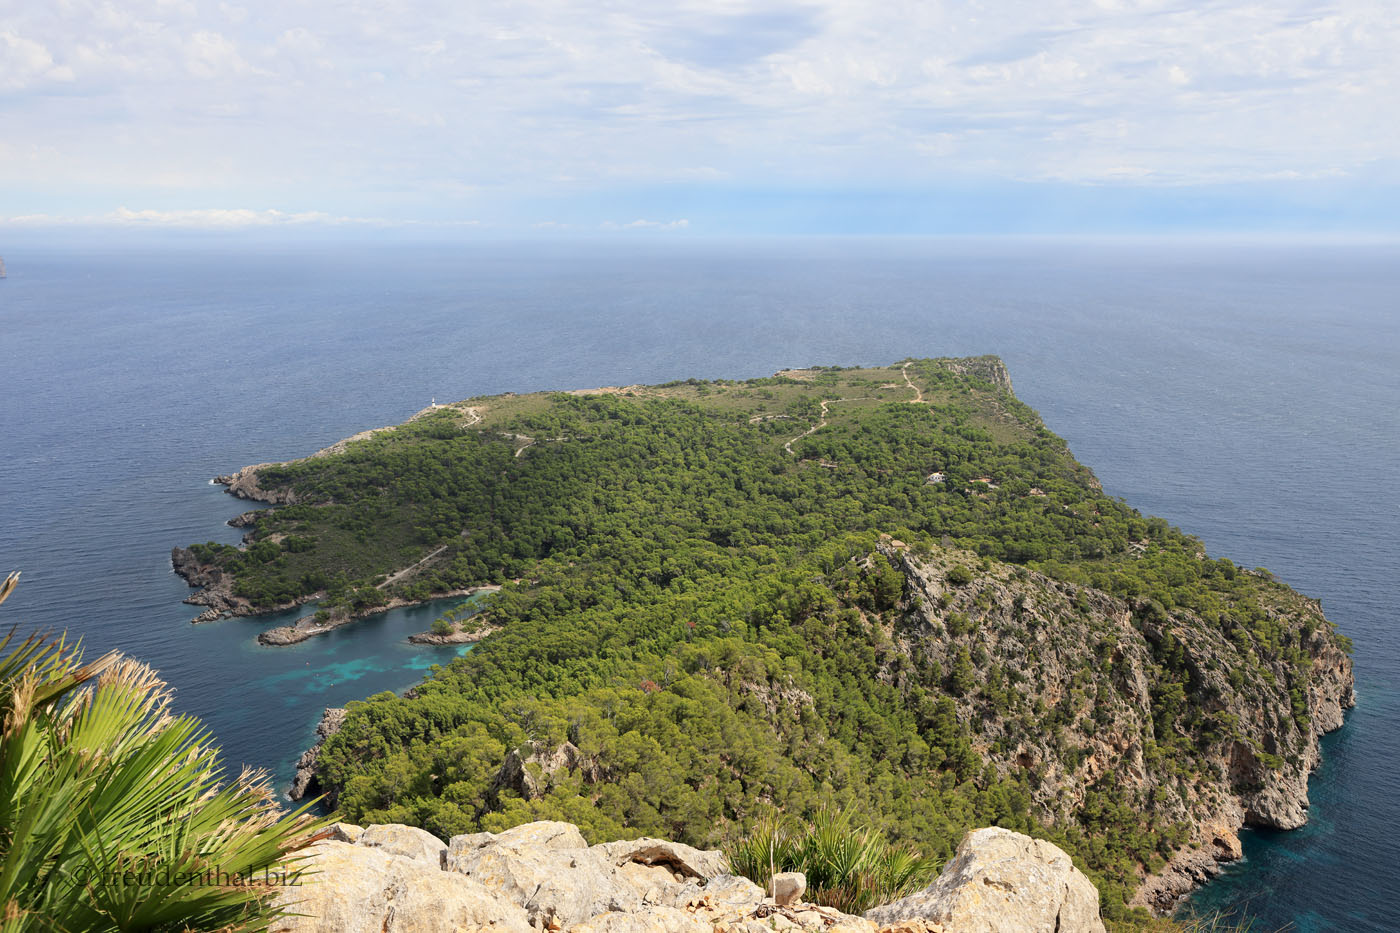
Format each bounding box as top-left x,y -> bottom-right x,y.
0,237 -> 1395,930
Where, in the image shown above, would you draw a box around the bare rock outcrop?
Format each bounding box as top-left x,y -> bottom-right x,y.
216,463 -> 300,505
490,741 -> 602,803
865,828 -> 1105,933
358,824 -> 450,868
271,839 -> 532,933
272,820 -> 1110,933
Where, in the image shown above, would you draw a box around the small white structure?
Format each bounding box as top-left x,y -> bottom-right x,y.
925,471 -> 946,485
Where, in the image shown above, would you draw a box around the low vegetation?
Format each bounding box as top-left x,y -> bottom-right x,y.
726,808 -> 938,915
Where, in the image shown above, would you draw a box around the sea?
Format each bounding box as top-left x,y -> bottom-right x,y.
0,236 -> 1395,931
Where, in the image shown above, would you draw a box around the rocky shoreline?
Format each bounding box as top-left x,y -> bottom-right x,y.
405,617 -> 502,645
255,586 -> 498,646
171,460 -> 502,637
170,543 -> 304,623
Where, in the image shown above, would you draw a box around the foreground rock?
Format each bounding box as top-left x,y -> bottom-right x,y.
274,821 -> 1103,933
865,828 -> 1104,933
272,835 -> 531,933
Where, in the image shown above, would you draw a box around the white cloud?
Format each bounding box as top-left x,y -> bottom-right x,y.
0,0 -> 1397,221
0,208 -> 479,228
0,30 -> 74,89
601,218 -> 691,230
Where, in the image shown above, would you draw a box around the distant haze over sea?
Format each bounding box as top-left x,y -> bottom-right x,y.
0,237 -> 1395,930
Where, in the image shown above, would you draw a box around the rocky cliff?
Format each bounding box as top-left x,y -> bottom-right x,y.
273,820 -> 1105,933
925,355 -> 1014,396
290,707 -> 346,802
874,538 -> 1353,911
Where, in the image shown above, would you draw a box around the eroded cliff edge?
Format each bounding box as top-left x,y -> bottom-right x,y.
873,537 -> 1352,911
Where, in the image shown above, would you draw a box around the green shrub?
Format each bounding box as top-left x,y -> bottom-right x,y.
726,807 -> 938,915
946,565 -> 974,586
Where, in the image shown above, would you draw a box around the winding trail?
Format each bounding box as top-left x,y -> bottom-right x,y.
783,397 -> 874,455
901,362 -> 926,404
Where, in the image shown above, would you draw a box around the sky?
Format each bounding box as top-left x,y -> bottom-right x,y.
2,0 -> 1399,235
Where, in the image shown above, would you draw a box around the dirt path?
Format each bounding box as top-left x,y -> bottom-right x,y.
380,543 -> 449,589
901,362 -> 925,403
783,397 -> 873,455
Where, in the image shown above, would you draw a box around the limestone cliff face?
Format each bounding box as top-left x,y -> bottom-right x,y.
929,356 -> 1015,396
273,820 -> 1105,933
874,540 -> 1353,912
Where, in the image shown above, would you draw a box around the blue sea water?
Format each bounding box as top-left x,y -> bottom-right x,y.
0,237 -> 1395,930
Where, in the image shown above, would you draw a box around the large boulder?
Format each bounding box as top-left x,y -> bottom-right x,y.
864,828 -> 1105,933
445,822 -> 646,928
357,823 -> 449,867
592,836 -> 728,880
271,840 -> 531,933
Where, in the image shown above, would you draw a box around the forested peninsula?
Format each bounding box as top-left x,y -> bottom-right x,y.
174,357 -> 1353,927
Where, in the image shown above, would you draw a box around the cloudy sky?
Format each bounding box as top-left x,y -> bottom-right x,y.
2,0 -> 1398,234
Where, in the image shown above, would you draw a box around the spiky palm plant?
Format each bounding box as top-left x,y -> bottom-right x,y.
726,806 -> 939,915
0,572 -> 327,932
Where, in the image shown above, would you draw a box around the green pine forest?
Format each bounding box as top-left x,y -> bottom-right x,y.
184,358 -> 1349,929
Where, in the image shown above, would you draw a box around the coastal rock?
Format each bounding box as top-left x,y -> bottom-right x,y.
217,463 -> 299,505
864,828 -> 1105,933
262,585 -> 499,646
170,547 -> 221,588
772,871 -> 806,906
592,837 -> 727,881
445,821 -> 639,928
270,840 -> 532,933
357,824 -> 449,868
929,355 -> 1014,396
289,707 -> 346,802
228,509 -> 267,528
406,617 -> 504,645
